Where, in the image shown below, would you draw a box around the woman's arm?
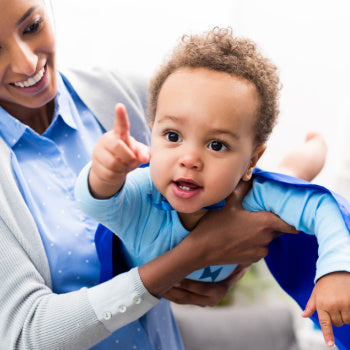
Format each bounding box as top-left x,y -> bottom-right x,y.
0,216 -> 112,350
1,198 -> 296,349
141,181 -> 298,297
162,265 -> 248,307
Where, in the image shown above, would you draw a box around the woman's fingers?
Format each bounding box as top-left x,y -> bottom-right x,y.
163,266 -> 248,307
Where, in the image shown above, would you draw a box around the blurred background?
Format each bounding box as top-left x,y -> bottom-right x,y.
52,0 -> 350,190
51,1 -> 350,348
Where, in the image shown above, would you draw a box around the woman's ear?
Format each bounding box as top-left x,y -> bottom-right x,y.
242,144 -> 267,181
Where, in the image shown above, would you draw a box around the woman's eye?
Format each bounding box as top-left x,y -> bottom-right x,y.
165,132 -> 181,143
23,20 -> 41,34
208,140 -> 227,152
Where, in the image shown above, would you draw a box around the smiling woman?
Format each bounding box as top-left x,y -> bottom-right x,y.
0,0 -> 56,133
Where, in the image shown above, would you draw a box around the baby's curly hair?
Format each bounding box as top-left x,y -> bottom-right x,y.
148,27 -> 281,145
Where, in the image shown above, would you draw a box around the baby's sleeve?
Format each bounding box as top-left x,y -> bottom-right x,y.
241,180 -> 267,212
242,177 -> 350,282
74,162 -> 141,242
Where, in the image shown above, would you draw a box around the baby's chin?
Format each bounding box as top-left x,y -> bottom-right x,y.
175,205 -> 208,231
172,202 -> 207,215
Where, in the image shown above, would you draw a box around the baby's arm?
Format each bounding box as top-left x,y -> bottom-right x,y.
243,178 -> 350,280
88,103 -> 150,199
243,178 -> 350,347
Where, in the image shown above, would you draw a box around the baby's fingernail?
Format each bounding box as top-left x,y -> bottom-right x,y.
327,340 -> 334,347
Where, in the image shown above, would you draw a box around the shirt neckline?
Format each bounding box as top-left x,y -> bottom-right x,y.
0,72 -> 78,148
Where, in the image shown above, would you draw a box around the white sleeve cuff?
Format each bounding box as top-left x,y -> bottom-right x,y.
86,267 -> 159,332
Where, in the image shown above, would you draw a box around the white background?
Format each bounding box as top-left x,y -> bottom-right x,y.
51,0 -> 350,189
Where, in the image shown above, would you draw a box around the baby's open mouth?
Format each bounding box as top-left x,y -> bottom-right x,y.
175,180 -> 201,191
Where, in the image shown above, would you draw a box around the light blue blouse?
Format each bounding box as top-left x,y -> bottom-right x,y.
0,73 -> 184,350
0,74 -> 104,293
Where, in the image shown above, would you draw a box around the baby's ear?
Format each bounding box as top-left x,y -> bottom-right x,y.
242,144 -> 267,181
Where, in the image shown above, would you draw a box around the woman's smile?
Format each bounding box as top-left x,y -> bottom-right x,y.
0,1 -> 57,122
12,65 -> 45,88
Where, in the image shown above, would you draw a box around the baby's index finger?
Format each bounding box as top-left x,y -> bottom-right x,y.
318,310 -> 335,347
114,103 -> 131,146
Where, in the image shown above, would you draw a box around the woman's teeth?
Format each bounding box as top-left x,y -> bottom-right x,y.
14,67 -> 45,88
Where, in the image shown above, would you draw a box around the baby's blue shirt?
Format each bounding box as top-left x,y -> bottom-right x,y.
243,176 -> 350,281
76,165 -> 350,283
76,165 -> 236,281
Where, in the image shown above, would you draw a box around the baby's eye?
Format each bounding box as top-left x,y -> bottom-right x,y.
208,140 -> 227,152
165,132 -> 182,143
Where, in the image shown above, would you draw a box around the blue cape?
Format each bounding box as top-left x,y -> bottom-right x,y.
95,167 -> 350,350
254,168 -> 350,350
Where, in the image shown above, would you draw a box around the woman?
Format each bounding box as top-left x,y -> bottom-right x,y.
0,0 -> 301,349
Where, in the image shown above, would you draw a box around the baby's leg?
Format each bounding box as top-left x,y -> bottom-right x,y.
277,131 -> 327,181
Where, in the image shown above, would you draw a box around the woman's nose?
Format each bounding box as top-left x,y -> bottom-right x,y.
10,41 -> 38,76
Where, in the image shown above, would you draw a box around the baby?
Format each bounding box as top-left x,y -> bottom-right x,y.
76,27 -> 350,347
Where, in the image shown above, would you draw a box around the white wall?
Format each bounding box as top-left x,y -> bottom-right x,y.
52,0 -> 350,188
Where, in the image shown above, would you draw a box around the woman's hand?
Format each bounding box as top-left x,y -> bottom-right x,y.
191,180 -> 298,268
140,180 -> 298,297
162,265 -> 247,307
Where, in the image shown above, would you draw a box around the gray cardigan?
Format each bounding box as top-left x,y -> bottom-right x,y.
0,68 -> 157,350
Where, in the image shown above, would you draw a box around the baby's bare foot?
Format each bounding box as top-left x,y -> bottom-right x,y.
278,131 -> 327,181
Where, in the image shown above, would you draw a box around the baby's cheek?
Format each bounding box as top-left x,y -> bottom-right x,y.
150,160 -> 167,190
211,176 -> 240,202
225,175 -> 243,196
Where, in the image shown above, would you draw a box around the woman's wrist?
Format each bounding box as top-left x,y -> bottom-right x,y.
139,235 -> 204,297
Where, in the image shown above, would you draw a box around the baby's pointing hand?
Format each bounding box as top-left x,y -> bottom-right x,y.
89,103 -> 150,199
302,271 -> 350,348
112,103 -> 150,171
